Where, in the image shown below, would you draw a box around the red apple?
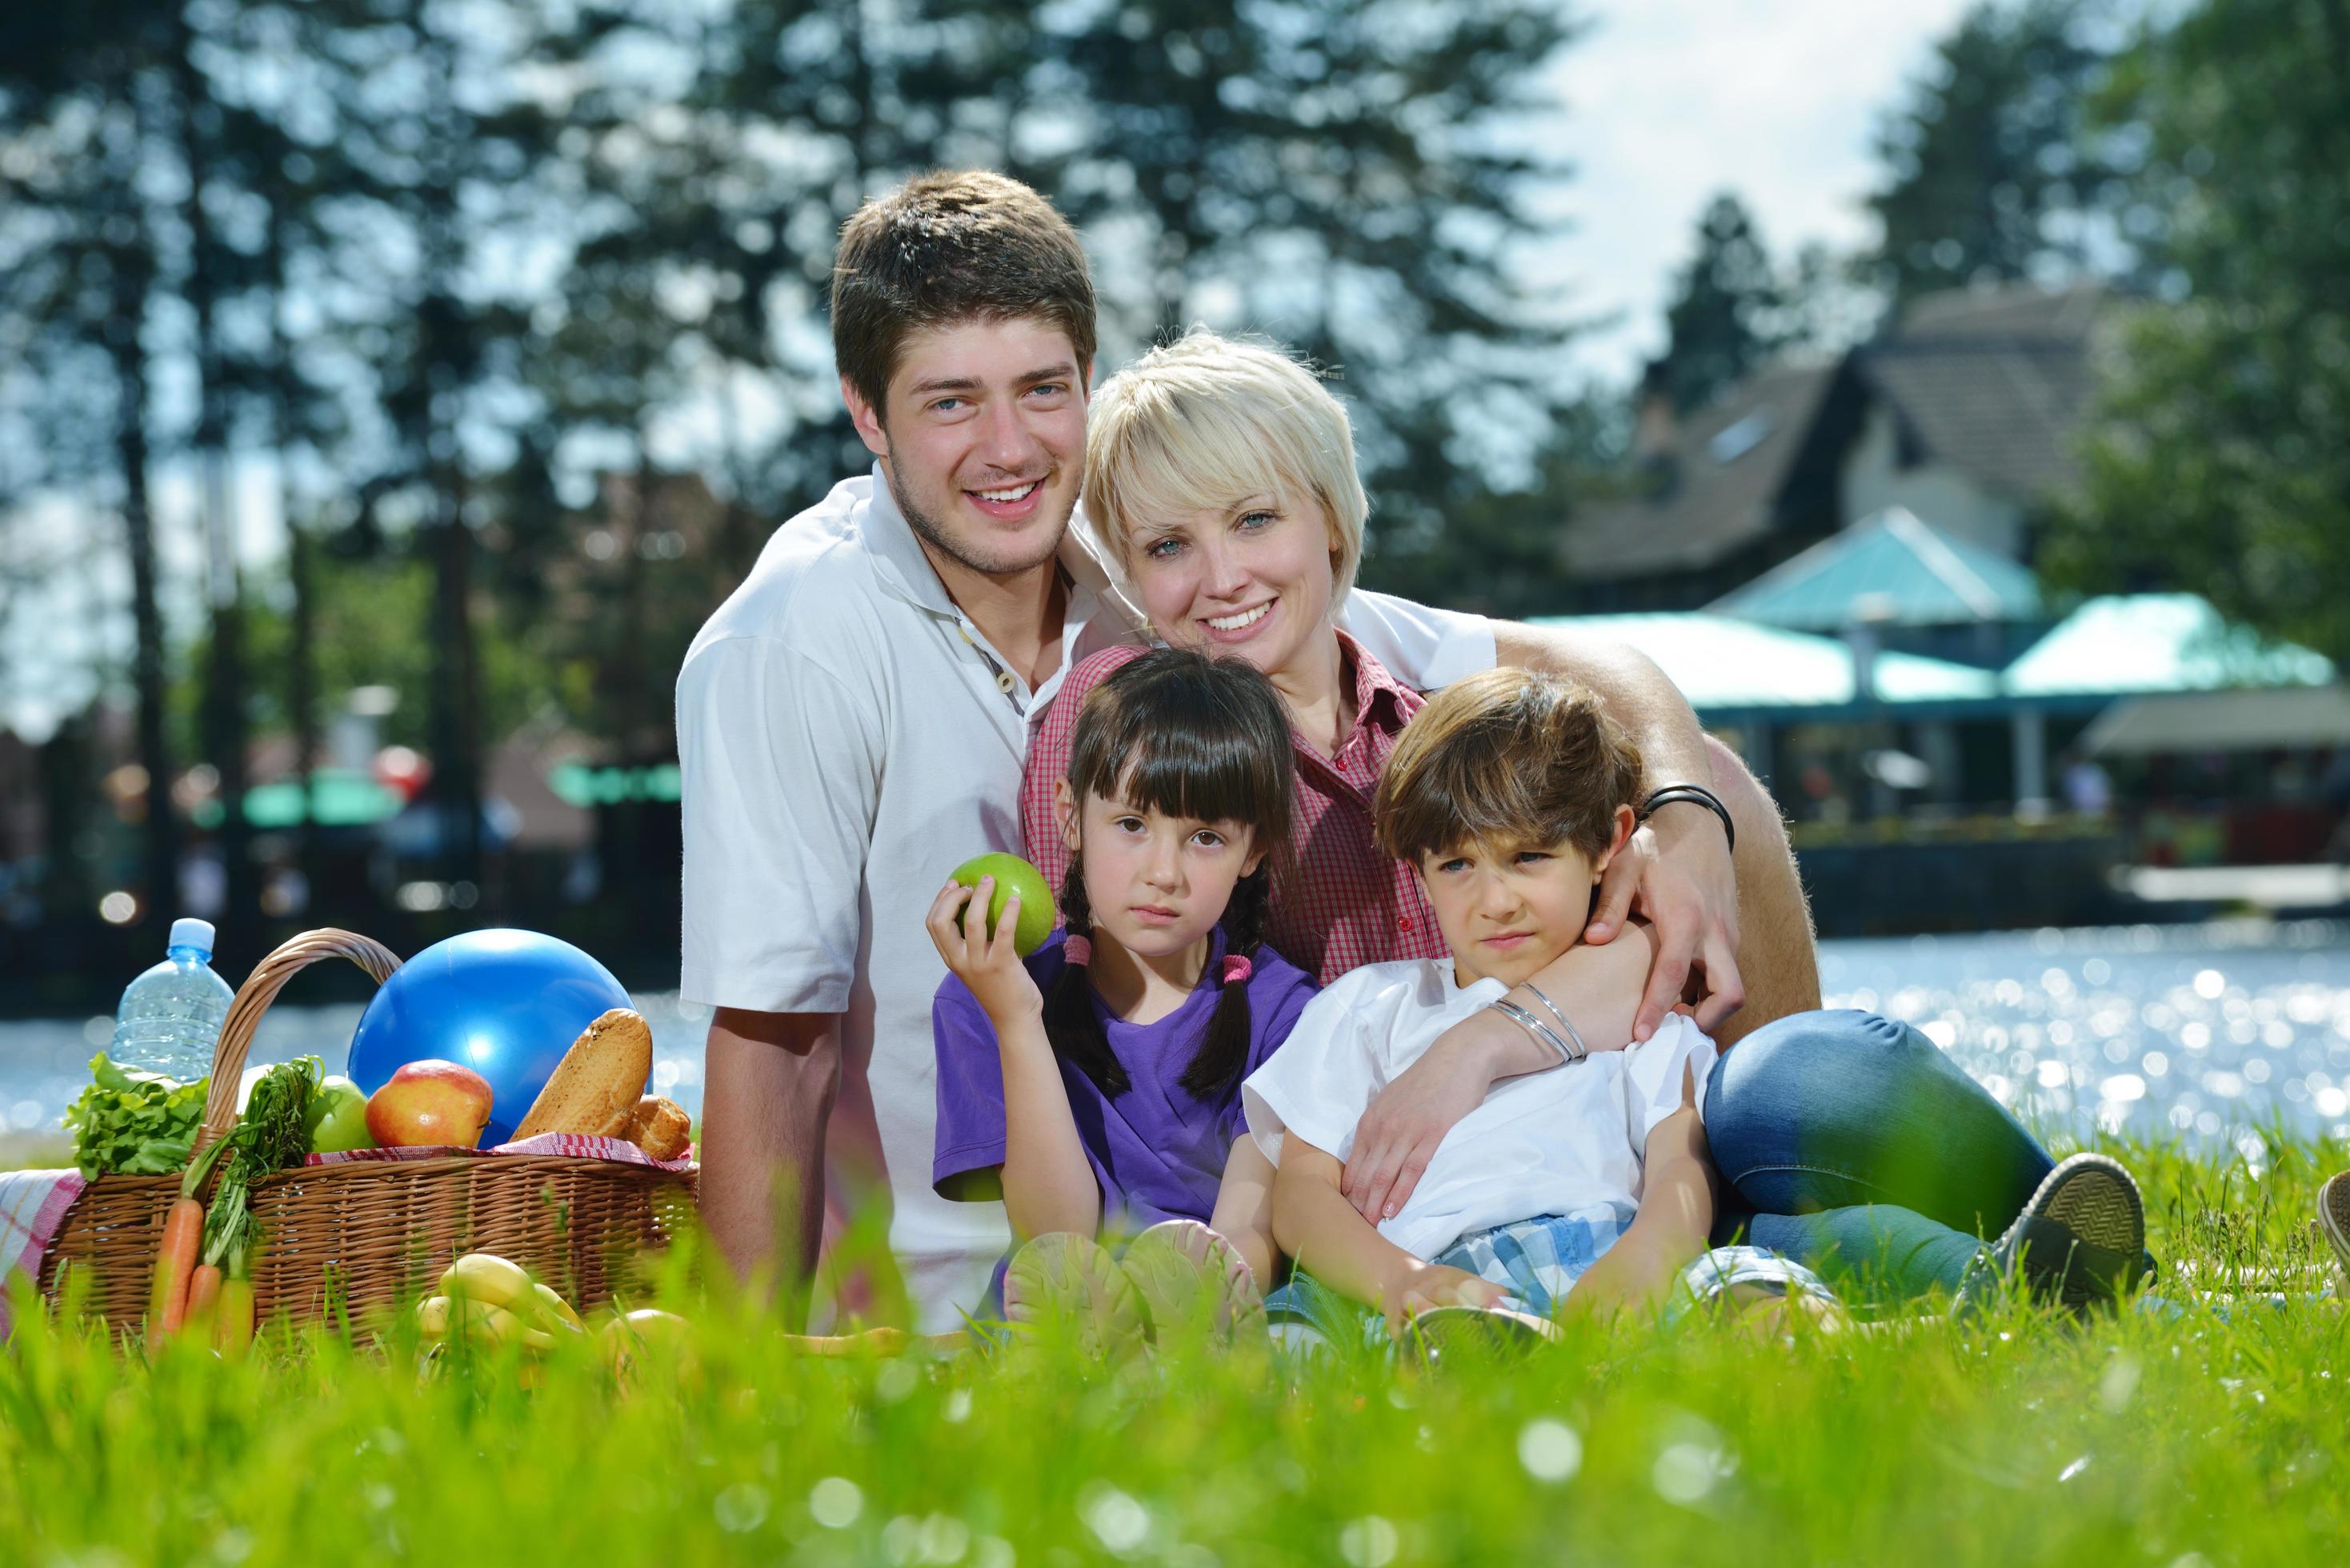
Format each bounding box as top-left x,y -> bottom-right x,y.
366,1059 -> 496,1149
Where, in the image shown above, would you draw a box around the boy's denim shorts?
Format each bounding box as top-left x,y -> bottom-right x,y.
1263,1205 -> 1836,1346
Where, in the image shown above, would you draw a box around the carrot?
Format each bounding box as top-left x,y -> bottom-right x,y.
214,1250 -> 255,1359
150,1133 -> 234,1344
149,1197 -> 206,1337
186,1262 -> 223,1327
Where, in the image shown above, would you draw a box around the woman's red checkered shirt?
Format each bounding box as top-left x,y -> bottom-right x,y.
1022,634 -> 1448,986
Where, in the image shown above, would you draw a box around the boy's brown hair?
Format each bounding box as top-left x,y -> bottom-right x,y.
831,170 -> 1098,416
1374,668 -> 1643,863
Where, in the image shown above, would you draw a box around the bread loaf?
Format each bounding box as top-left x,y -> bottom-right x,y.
514,1008 -> 653,1139
619,1095 -> 693,1160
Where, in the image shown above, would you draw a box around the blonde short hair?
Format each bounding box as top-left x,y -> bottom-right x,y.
1081,330 -> 1368,615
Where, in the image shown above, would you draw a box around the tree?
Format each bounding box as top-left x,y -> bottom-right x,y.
0,10 -> 185,928
1047,0 -> 1586,579
2041,0 -> 2350,668
1658,194 -> 1787,414
294,0 -> 566,897
1864,1 -> 2127,306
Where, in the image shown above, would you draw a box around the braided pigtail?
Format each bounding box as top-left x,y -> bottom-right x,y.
1043,854 -> 1131,1097
1179,863 -> 1270,1102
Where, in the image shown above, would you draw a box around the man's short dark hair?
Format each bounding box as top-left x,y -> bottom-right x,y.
831,170 -> 1098,416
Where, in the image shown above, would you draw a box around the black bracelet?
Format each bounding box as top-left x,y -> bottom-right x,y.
1638,784 -> 1735,855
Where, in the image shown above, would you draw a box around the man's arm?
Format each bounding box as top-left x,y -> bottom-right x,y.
699,1007 -> 841,1330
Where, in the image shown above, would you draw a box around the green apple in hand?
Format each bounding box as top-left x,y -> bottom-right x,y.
304,1074 -> 377,1153
947,853 -> 1057,956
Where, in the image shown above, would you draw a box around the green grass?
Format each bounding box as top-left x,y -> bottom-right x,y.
6,1130 -> 2348,1566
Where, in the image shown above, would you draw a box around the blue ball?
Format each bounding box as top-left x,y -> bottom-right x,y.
347,929 -> 638,1146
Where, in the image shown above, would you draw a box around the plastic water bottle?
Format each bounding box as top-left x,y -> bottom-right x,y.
110,918 -> 236,1084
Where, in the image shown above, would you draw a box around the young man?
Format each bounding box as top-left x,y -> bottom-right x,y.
677,171 -> 1816,1329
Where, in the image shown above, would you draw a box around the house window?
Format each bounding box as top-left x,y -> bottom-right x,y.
1708,410 -> 1772,464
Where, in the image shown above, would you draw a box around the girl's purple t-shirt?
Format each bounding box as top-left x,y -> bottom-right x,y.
931,926 -> 1320,1234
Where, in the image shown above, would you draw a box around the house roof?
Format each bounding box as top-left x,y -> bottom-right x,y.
1857,284 -> 2106,505
1707,506 -> 2044,630
2003,594 -> 2336,699
1527,612 -> 1999,718
1562,362 -> 1840,580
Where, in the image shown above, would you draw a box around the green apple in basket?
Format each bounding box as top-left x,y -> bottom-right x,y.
303,1074 -> 377,1154
947,853 -> 1058,957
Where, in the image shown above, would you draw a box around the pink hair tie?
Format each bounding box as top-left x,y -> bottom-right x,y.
1221,954 -> 1253,986
1063,934 -> 1093,966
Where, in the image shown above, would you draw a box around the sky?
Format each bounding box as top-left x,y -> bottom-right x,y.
1535,0 -> 1981,381
2,0 -> 1990,741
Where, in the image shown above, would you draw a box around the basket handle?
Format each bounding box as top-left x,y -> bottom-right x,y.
194,928 -> 404,1153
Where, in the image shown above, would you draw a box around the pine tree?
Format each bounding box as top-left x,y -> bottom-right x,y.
0,11 -> 186,928
1865,1 -> 2125,306
1659,194 -> 1787,414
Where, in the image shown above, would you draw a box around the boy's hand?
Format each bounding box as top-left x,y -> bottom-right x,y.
1381,1261 -> 1508,1334
927,876 -> 1044,1026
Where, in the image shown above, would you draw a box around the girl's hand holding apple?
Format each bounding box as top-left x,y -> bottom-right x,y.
927,875 -> 1047,1026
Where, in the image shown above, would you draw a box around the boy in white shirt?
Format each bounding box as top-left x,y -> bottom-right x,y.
1244,669 -> 1838,1345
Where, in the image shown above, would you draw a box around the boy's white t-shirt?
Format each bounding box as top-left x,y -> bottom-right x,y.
1242,958 -> 1716,1263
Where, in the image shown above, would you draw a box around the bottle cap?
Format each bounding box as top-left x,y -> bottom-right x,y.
168,918 -> 216,957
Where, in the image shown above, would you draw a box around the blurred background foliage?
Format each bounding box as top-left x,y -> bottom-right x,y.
1,0 -> 2344,984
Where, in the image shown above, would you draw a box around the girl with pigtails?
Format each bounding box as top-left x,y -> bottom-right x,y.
927,649 -> 1320,1347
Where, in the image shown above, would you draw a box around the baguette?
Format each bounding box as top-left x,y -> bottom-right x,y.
619,1095 -> 693,1161
514,1008 -> 652,1139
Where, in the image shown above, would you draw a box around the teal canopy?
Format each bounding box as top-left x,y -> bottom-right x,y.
1708,506 -> 2044,631
2004,594 -> 2335,698
190,769 -> 402,830
548,762 -> 683,806
1526,612 -> 1997,722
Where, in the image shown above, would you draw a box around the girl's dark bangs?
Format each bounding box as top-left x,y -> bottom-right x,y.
1068,660 -> 1291,835
1114,723 -> 1270,826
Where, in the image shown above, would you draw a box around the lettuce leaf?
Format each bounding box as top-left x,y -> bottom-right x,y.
62,1053 -> 210,1180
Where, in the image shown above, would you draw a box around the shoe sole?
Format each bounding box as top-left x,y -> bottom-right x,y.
2319,1172 -> 2350,1285
1002,1232 -> 1147,1358
1118,1219 -> 1265,1345
2009,1153 -> 2146,1310
1404,1304 -> 1560,1366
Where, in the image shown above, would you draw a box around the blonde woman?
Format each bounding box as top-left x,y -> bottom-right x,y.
1023,330 -> 1662,1218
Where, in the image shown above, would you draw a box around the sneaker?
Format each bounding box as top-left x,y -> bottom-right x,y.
1002,1232 -> 1147,1358
1955,1153 -> 2148,1316
1117,1219 -> 1265,1346
1401,1304 -> 1560,1366
2318,1171 -> 2350,1291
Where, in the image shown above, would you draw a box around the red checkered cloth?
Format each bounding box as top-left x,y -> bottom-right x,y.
1,1169 -> 87,1338
1022,632 -> 1448,985
303,1133 -> 693,1174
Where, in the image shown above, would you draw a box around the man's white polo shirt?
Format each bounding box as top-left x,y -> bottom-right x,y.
677,467 -> 1495,1328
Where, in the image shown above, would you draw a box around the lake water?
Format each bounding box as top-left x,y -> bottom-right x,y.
8,920 -> 2350,1157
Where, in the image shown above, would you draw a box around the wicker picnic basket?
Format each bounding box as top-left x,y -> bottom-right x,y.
38,928 -> 698,1333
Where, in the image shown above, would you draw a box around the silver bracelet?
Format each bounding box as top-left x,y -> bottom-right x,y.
1519,981 -> 1591,1062
1487,998 -> 1576,1068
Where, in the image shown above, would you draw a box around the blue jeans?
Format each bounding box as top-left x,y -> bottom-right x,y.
1703,1010 -> 2057,1302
